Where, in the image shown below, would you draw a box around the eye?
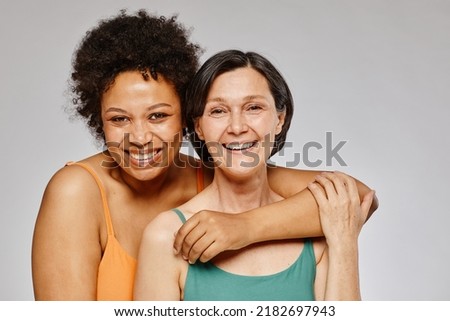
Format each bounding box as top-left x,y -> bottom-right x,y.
149,113 -> 168,120
209,107 -> 227,116
111,116 -> 130,123
246,104 -> 263,113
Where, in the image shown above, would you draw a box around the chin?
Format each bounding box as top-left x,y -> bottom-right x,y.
127,164 -> 170,181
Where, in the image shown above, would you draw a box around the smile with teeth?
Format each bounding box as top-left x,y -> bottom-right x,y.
223,141 -> 257,151
128,149 -> 160,161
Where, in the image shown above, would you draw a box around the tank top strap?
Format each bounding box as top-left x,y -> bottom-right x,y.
65,161 -> 115,236
300,239 -> 315,268
196,165 -> 204,193
172,208 -> 187,224
304,239 -> 313,256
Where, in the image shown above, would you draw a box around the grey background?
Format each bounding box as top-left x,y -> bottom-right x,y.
1,0 -> 449,300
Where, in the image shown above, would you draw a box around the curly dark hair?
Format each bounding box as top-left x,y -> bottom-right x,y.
70,9 -> 202,142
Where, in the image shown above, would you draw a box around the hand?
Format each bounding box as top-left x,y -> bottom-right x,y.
173,210 -> 251,263
307,171 -> 375,247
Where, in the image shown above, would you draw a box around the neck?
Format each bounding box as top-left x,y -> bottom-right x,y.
122,168 -> 171,194
110,161 -> 178,198
209,166 -> 277,213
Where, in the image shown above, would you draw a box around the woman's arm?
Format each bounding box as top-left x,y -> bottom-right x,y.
310,172 -> 374,300
173,168 -> 378,263
244,168 -> 378,241
268,167 -> 378,219
134,213 -> 183,301
31,166 -> 103,300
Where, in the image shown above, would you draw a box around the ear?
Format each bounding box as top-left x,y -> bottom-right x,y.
275,111 -> 286,135
195,118 -> 205,140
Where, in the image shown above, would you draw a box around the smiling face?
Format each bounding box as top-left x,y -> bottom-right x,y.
195,67 -> 285,177
101,70 -> 183,181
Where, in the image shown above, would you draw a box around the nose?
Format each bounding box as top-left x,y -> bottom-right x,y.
129,121 -> 153,147
227,111 -> 248,135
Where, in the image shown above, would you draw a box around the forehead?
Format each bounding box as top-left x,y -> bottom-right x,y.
208,67 -> 272,99
102,71 -> 180,105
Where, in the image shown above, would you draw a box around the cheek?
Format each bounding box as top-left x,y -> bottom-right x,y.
157,121 -> 183,143
198,118 -> 225,142
253,117 -> 278,136
103,125 -> 124,143
206,127 -> 226,144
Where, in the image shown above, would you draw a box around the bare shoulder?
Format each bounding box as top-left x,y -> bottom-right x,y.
36,158 -> 105,230
43,162 -> 101,203
141,209 -> 185,245
44,152 -> 114,198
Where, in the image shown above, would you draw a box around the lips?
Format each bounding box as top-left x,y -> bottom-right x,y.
223,141 -> 257,151
126,148 -> 162,166
129,150 -> 159,161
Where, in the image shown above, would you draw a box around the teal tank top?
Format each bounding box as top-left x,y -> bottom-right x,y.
172,208 -> 316,301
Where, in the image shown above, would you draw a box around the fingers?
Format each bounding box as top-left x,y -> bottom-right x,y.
309,171 -> 370,245
307,180 -> 328,207
312,171 -> 360,202
198,242 -> 222,263
173,218 -> 209,263
314,173 -> 338,202
185,233 -> 215,264
360,190 -> 376,222
173,217 -> 200,255
334,171 -> 360,204
179,226 -> 208,262
173,211 -> 225,264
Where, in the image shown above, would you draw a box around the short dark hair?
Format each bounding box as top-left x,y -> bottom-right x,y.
185,50 -> 294,163
70,9 -> 202,142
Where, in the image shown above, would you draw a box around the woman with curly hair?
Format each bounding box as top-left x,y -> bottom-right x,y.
32,9 -> 377,300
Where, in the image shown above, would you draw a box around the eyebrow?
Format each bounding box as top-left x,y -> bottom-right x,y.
104,103 -> 172,113
206,95 -> 269,104
244,95 -> 269,102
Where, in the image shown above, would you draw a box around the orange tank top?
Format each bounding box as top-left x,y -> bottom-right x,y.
67,162 -> 204,300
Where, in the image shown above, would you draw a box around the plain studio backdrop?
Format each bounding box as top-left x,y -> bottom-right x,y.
1,0 -> 449,301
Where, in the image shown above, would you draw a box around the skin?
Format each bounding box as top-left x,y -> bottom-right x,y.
134,67 -> 374,300
173,175 -> 377,264
32,72 -> 199,299
32,70 -> 377,300
309,172 -> 374,300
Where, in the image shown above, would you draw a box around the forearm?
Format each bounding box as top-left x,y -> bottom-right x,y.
324,243 -> 361,301
243,188 -> 322,244
174,172 -> 376,263
245,173 -> 377,245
